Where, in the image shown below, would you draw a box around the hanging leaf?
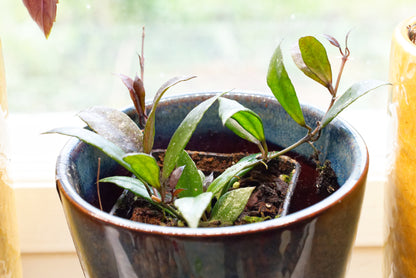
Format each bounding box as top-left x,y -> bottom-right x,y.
218,97 -> 267,156
292,36 -> 332,88
45,127 -> 132,172
210,187 -> 255,223
118,74 -> 147,127
123,153 -> 161,189
78,106 -> 143,153
22,0 -> 58,38
161,92 -> 226,181
168,166 -> 185,191
143,75 -> 196,154
175,151 -> 204,197
174,192 -> 213,228
267,43 -> 306,127
321,80 -> 389,127
100,176 -> 151,201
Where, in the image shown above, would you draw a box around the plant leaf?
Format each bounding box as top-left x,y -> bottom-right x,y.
292,36 -> 332,87
218,97 -> 267,154
123,153 -> 161,189
267,43 -> 306,127
161,92 -> 226,181
45,127 -> 132,172
100,176 -> 151,201
175,151 -> 204,197
143,75 -> 196,154
321,80 -> 389,127
78,106 -> 143,153
118,74 -> 147,127
174,192 -> 213,228
210,187 -> 255,223
22,0 -> 58,38
207,154 -> 258,196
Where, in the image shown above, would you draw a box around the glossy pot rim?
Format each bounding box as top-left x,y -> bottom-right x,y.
56,92 -> 369,237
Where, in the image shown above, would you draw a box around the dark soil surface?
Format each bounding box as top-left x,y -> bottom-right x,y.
126,150 -> 340,227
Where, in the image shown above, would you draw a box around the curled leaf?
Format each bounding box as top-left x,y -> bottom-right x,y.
168,166 -> 185,191
218,97 -> 267,157
118,74 -> 147,127
292,36 -> 332,88
23,0 -> 58,38
322,34 -> 341,48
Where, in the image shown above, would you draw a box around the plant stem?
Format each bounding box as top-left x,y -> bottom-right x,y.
139,26 -> 145,82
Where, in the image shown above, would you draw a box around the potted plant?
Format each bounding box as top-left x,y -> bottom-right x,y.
49,32 -> 386,278
385,16 -> 416,277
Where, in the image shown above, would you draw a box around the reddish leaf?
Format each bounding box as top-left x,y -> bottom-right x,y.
118,74 -> 147,127
22,0 -> 58,38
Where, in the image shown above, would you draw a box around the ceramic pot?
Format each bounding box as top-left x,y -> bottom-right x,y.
56,92 -> 368,278
385,16 -> 416,277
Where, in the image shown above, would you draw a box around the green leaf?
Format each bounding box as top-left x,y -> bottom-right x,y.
321,80 -> 389,127
123,153 -> 161,189
174,192 -> 213,228
100,176 -> 151,201
78,106 -> 143,153
267,43 -> 306,127
292,36 -> 332,87
175,151 -> 204,197
218,97 -> 267,155
210,187 -> 255,223
207,154 -> 259,196
45,127 -> 132,172
143,75 -> 196,154
161,92 -> 226,181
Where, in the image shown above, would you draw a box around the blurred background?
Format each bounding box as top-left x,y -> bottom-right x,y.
1,1 -> 415,276
0,0 -> 411,114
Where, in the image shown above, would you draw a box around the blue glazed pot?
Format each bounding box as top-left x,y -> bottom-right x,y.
56,92 -> 368,278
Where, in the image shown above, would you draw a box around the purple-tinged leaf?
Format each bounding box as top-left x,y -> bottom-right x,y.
322,34 -> 341,48
22,0 -> 58,38
118,74 -> 147,127
168,166 -> 185,191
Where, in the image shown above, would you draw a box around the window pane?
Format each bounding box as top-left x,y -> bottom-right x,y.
0,0 -> 410,113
